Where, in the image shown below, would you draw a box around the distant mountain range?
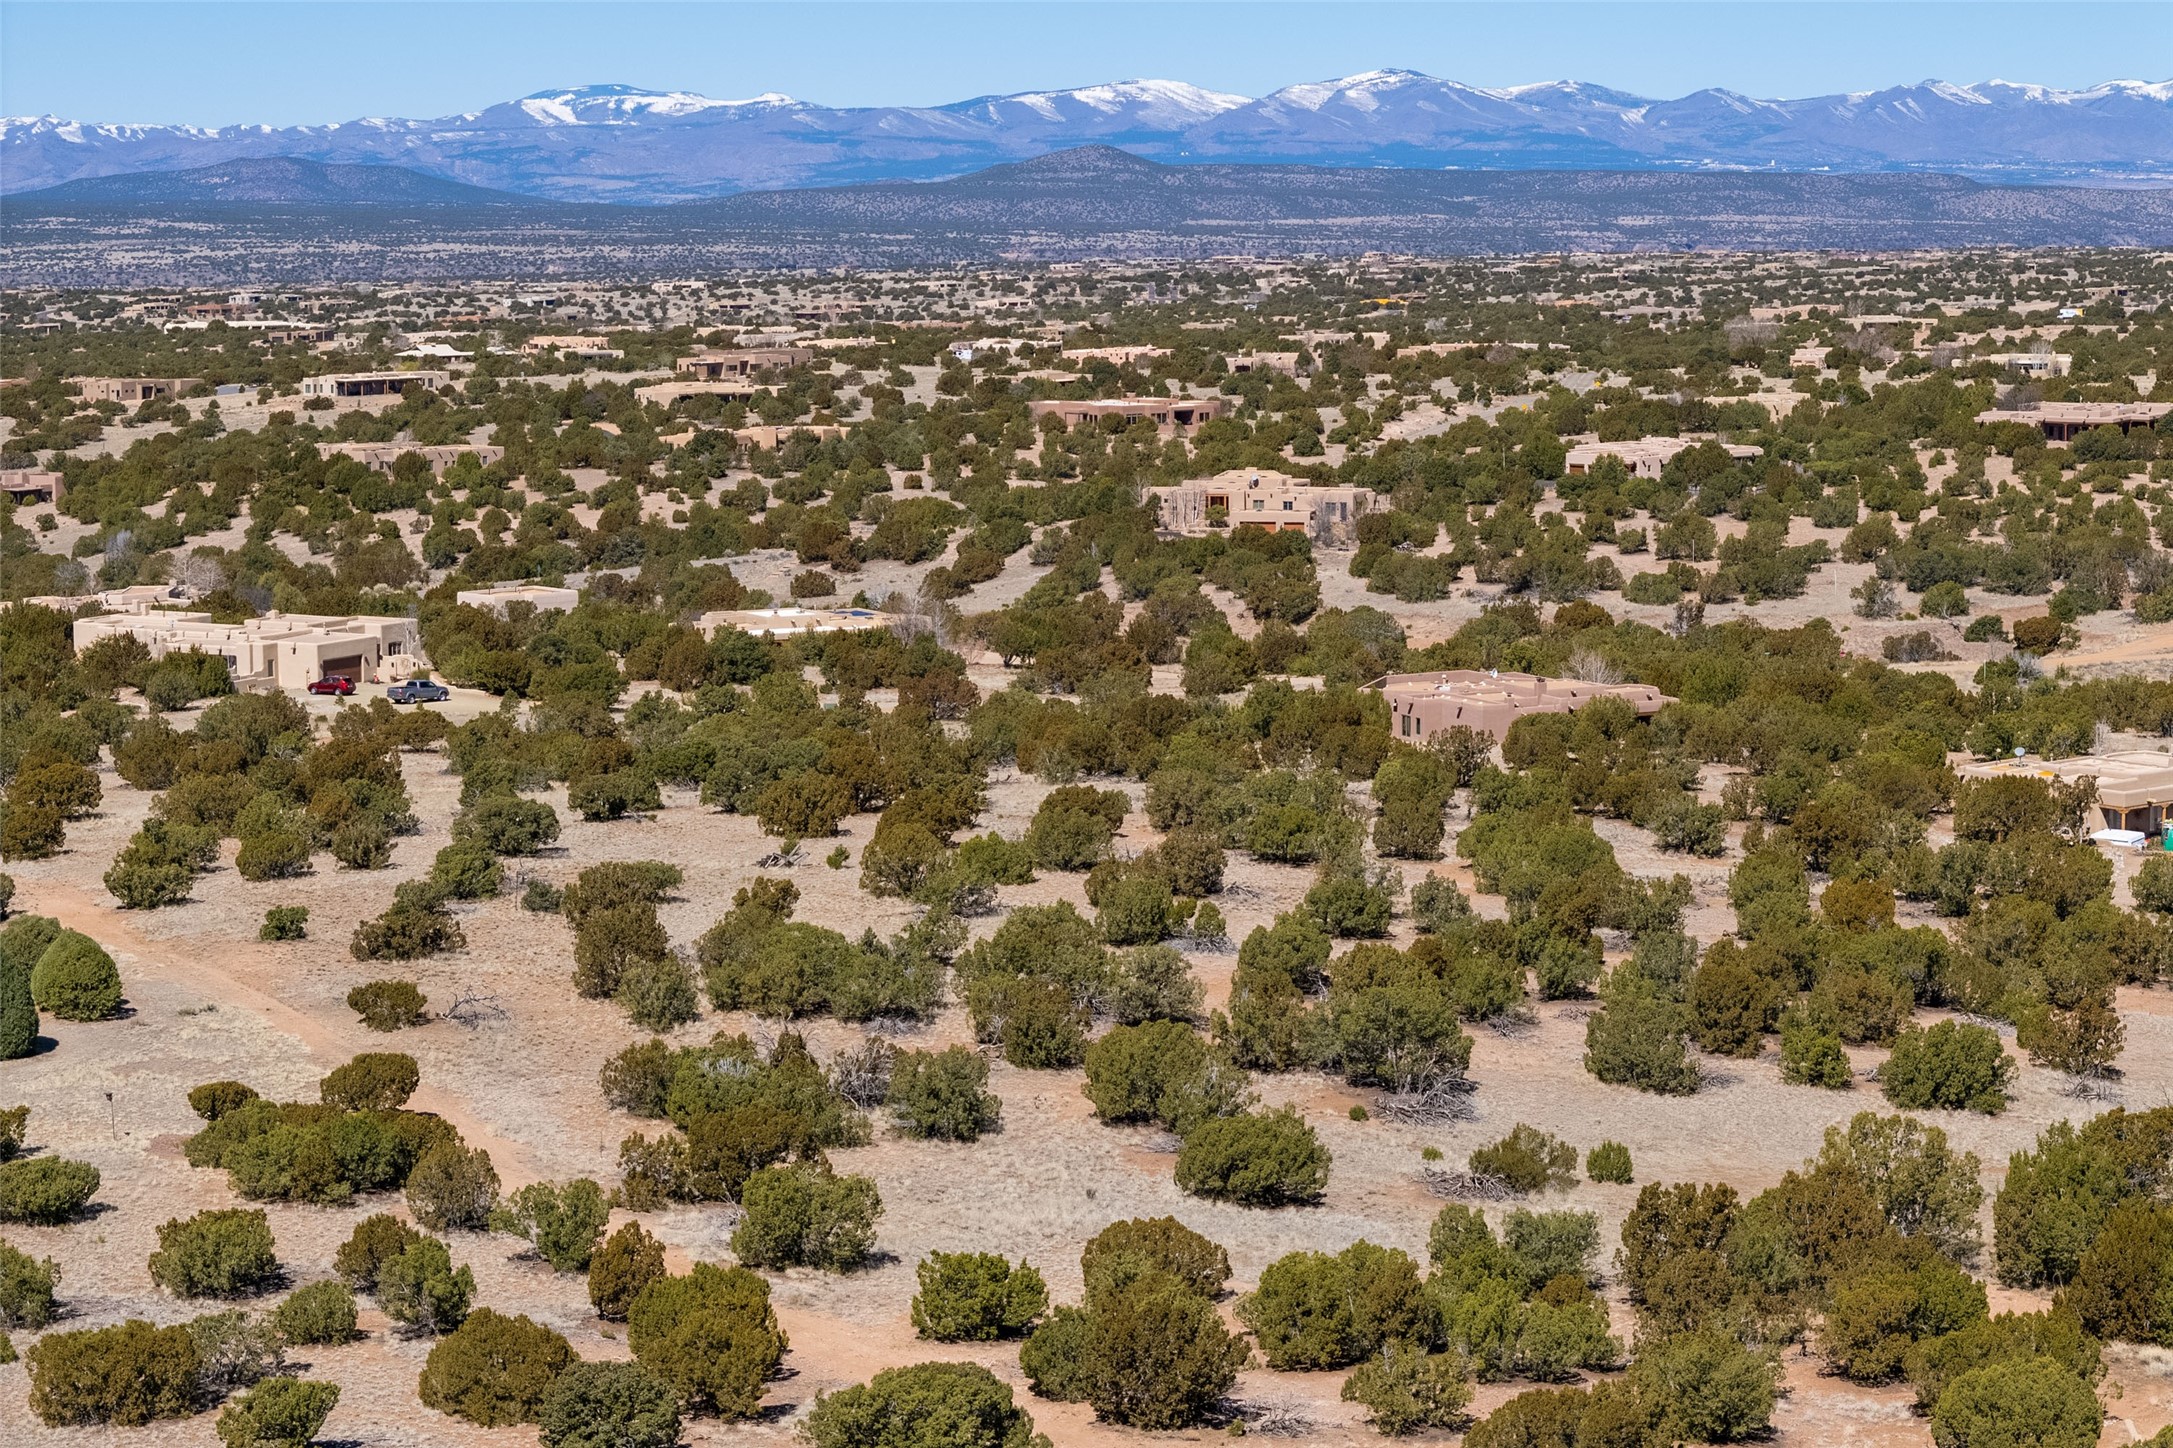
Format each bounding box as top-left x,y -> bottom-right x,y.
10,149 -> 2172,288
6,72 -> 2173,202
11,157 -> 538,207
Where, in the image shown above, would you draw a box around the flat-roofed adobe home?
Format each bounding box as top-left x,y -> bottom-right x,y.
675,346 -> 814,379
0,468 -> 65,504
298,371 -> 449,399
1957,751 -> 2173,840
1147,468 -> 1373,543
694,606 -> 888,641
1371,668 -> 1676,744
316,442 -> 506,475
454,582 -> 580,616
1973,401 -> 2173,442
1028,396 -> 1229,438
80,377 -> 201,405
1563,436 -> 1763,479
69,610 -> 423,690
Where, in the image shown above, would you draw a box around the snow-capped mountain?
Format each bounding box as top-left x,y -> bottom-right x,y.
5,74 -> 2170,203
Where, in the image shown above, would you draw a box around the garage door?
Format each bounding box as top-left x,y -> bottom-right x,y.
321,654 -> 365,680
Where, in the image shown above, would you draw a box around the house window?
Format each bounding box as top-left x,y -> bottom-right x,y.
1282,500 -> 1294,510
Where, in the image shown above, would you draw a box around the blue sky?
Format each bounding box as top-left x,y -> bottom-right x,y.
4,1 -> 2168,127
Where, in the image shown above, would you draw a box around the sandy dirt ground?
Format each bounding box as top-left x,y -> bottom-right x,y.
10,527 -> 2173,1447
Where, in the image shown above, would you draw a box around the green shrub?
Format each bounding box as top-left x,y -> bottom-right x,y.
236,831 -> 312,882
1341,1343 -> 1473,1435
190,1080 -> 260,1120
0,947 -> 36,1060
1461,1383 -> 1643,1448
29,929 -> 123,1020
1903,1309 -> 2104,1415
1174,1108 -> 1330,1206
1080,1216 -> 1231,1303
149,1207 -> 281,1298
1083,1019 -> 1252,1137
1928,1355 -> 2101,1448
429,842 -> 503,900
456,796 -> 561,856
0,1236 -> 60,1329
349,894 -> 463,960
887,1046 -> 1002,1141
494,1178 -> 610,1272
405,1140 -> 501,1232
0,1103 -> 25,1158
732,1163 -> 882,1270
1469,1124 -> 1578,1194
1586,1141 -> 1633,1184
377,1236 -> 475,1335
1,803 -> 65,859
540,1361 -> 682,1448
1238,1240 -> 1433,1370
1304,872 -> 1397,938
26,1318 -> 201,1426
216,1376 -> 340,1448
259,907 -> 308,941
1821,1253 -> 1988,1383
912,1252 -> 1049,1341
329,816 -> 393,870
588,1221 -> 667,1321
1502,1209 -> 1601,1291
626,1263 -> 786,1417
418,1306 -> 576,1425
1018,1276 -> 1250,1428
271,1281 -> 357,1346
618,952 -> 701,1032
1781,1014 -> 1855,1087
188,1309 -> 289,1398
1409,876 -> 1473,934
803,1362 -> 1047,1448
319,1052 -> 419,1111
347,979 -> 427,1031
1882,1021 -> 2015,1115
1583,980 -> 1699,1095
1627,1330 -> 1778,1443
0,1156 -> 100,1223
334,1213 -> 422,1290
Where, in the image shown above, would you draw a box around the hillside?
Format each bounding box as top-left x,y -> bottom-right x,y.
6,157 -> 540,207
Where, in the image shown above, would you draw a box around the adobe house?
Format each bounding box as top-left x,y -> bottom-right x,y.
1371,669 -> 1675,744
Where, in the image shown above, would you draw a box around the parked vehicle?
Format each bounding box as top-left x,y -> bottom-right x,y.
387,679 -> 450,704
306,675 -> 355,696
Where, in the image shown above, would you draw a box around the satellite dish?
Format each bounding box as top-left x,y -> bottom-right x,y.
2013,747 -> 2026,758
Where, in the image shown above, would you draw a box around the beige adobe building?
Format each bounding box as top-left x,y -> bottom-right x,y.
1957,751 -> 2173,838
1148,469 -> 1374,541
0,468 -> 65,504
80,377 -> 201,405
1977,352 -> 2072,378
1060,345 -> 1169,366
1973,401 -> 2173,442
733,424 -> 848,449
22,583 -> 190,613
299,371 -> 449,400
1563,436 -> 1763,479
317,442 -> 506,475
1371,669 -> 1676,744
675,346 -> 814,379
521,334 -> 622,360
1029,396 -> 1229,438
1226,352 -> 1301,376
455,582 -> 579,615
636,378 -> 757,407
70,610 -> 424,690
694,606 -> 889,641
